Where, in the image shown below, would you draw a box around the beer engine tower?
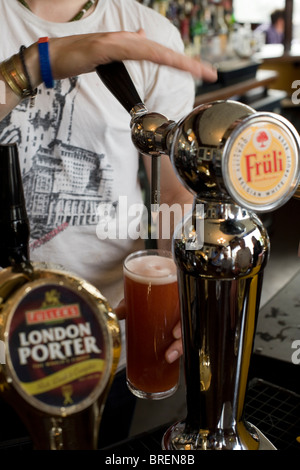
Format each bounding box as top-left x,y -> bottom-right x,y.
96,62 -> 300,450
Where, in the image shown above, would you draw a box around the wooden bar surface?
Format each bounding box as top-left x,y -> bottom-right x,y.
195,69 -> 278,106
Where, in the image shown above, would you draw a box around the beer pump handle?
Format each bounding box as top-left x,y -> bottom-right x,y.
96,61 -> 163,210
96,61 -> 146,114
0,144 -> 31,270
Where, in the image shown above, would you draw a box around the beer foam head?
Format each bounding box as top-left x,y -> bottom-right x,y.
124,255 -> 177,285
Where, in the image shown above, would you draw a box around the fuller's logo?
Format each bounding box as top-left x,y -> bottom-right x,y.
26,304 -> 80,324
5,282 -> 108,413
25,289 -> 81,324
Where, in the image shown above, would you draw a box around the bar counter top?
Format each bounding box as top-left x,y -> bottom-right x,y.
0,373 -> 299,452
254,43 -> 300,63
195,69 -> 278,106
251,45 -> 300,95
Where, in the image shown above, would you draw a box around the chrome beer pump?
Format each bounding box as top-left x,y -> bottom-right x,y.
96,62 -> 300,450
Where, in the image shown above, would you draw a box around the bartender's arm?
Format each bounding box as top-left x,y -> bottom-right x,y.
0,30 -> 217,120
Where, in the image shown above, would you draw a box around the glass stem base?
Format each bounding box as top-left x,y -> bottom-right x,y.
126,379 -> 178,400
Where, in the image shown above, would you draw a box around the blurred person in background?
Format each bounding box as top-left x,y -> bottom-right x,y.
255,8 -> 285,44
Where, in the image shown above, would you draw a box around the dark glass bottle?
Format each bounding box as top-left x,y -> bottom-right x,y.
0,143 -> 30,268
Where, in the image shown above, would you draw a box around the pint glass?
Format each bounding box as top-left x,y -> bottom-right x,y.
123,249 -> 180,399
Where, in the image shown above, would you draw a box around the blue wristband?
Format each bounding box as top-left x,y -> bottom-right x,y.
38,37 -> 55,88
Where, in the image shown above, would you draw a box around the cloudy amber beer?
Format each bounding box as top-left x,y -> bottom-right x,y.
124,249 -> 180,399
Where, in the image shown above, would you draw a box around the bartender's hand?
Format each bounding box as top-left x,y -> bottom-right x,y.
114,300 -> 183,364
49,29 -> 217,82
1,29 -> 217,120
165,321 -> 183,364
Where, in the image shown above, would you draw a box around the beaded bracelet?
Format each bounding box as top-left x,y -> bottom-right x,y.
38,37 -> 55,88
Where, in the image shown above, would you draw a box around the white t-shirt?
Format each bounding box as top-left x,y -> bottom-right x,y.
0,0 -> 195,369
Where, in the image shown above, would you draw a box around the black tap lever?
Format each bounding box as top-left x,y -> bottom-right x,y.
96,61 -> 146,115
96,61 -> 167,212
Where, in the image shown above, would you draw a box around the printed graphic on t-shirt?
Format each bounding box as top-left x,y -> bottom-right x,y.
0,78 -> 116,249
